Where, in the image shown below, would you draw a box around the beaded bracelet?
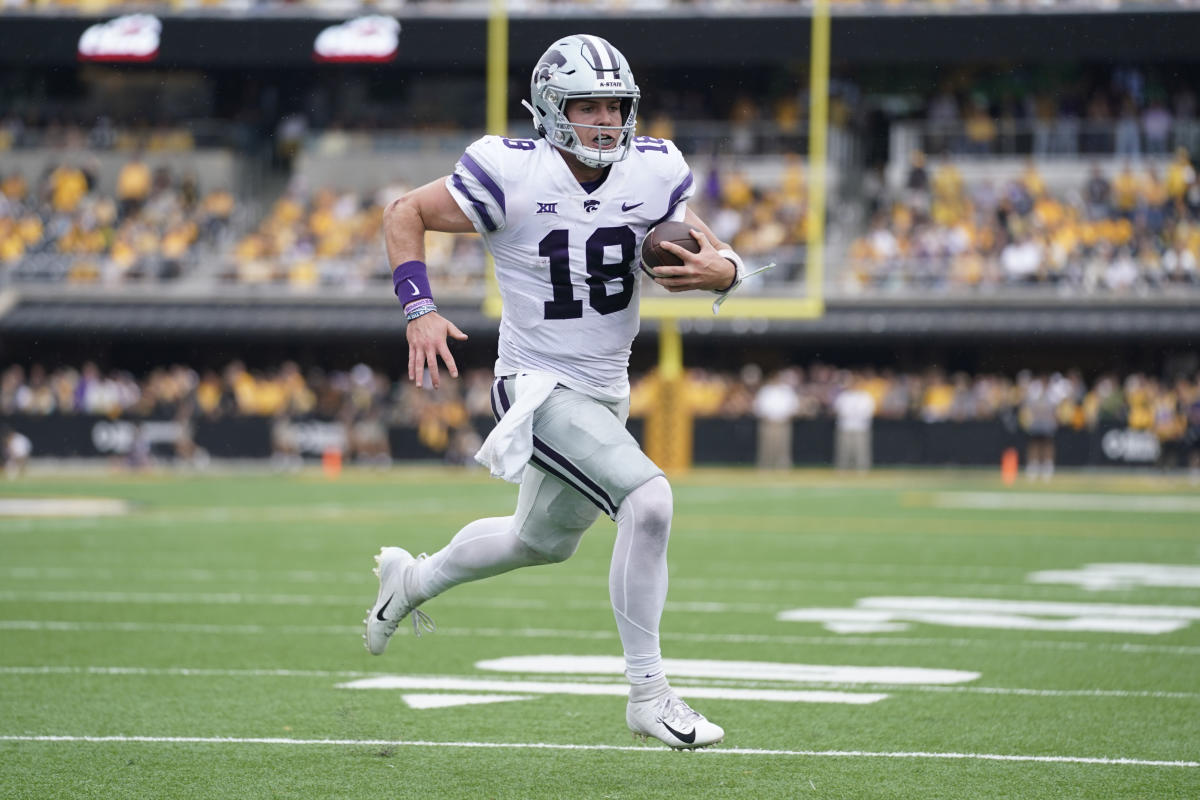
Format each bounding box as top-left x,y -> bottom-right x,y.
405,302 -> 439,323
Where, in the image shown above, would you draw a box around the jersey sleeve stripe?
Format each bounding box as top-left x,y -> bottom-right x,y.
451,173 -> 498,232
651,170 -> 695,227
460,152 -> 505,214
669,170 -> 694,209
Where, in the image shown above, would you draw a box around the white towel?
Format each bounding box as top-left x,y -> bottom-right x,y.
475,371 -> 559,483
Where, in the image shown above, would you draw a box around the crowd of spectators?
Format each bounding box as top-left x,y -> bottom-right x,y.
881,63 -> 1200,159
847,149 -> 1200,292
3,359 -> 1196,464
0,116 -> 200,154
224,176 -> 491,294
0,155 -> 236,284
911,86 -> 1199,160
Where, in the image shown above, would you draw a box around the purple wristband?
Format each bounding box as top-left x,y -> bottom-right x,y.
393,260 -> 433,305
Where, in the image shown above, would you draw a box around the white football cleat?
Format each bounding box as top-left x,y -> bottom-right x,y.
363,546 -> 434,655
627,692 -> 724,749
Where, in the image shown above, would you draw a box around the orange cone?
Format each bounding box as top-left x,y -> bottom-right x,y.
322,447 -> 343,479
1001,447 -> 1019,486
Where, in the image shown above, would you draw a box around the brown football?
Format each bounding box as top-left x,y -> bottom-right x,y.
640,220 -> 701,277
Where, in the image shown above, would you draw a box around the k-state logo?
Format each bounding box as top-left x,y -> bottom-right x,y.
584,199 -> 600,213
536,202 -> 558,214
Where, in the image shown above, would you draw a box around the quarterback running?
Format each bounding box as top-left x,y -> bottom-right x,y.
366,33 -> 749,750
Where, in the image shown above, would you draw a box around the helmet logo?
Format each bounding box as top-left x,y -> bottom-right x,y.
533,50 -> 570,87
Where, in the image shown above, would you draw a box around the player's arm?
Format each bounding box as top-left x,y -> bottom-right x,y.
382,179 -> 476,389
651,207 -> 740,294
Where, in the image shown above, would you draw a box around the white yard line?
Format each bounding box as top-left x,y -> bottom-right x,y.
1,665 -> 1196,701
0,499 -> 129,517
3,619 -> 1200,656
931,492 -> 1200,514
0,563 -> 1031,586
0,590 -> 775,614
0,566 -> 1069,598
0,735 -> 1193,768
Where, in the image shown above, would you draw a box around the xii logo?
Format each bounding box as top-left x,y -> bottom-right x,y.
536,202 -> 558,215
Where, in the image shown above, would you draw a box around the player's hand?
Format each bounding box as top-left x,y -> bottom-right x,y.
406,312 -> 468,389
652,229 -> 737,293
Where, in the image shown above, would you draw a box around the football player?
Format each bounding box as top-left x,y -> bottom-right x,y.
366,34 -> 748,749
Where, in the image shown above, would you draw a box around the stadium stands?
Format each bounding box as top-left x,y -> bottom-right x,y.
846,150 -> 1199,293
5,359 -> 1194,438
0,154 -> 237,285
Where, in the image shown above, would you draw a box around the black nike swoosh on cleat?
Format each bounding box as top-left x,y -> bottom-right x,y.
660,719 -> 696,744
375,594 -> 394,621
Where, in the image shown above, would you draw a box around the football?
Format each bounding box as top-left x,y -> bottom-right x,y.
640,220 -> 702,277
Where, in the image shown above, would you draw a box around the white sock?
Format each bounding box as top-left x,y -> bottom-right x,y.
610,476 -> 673,702
416,516 -> 547,602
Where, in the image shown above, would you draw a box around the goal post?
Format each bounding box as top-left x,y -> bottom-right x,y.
642,0 -> 831,470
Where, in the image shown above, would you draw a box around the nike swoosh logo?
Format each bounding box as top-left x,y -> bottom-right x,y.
375,594 -> 394,621
660,719 -> 696,744
406,279 -> 419,294
622,202 -> 644,212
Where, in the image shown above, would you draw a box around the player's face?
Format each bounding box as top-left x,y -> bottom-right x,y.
564,97 -> 624,153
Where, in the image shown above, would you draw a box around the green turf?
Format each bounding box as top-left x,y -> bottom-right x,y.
1,467 -> 1198,799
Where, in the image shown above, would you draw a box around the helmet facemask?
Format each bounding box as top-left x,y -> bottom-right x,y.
522,35 -> 641,169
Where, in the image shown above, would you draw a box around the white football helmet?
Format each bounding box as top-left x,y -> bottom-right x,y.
522,34 -> 640,169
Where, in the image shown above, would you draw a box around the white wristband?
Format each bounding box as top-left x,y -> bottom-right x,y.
715,248 -> 745,295
711,248 -> 776,315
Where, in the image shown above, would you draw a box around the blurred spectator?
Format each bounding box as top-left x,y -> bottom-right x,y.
1142,99 -> 1173,156
1019,372 -> 1066,481
3,426 -> 31,478
833,373 -> 875,473
116,155 -> 152,221
1185,384 -> 1200,483
1114,97 -> 1142,158
751,368 -> 800,470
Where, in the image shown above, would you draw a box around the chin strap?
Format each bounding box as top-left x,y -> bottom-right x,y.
712,248 -> 775,314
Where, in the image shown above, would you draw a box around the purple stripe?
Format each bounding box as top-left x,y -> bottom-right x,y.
490,377 -> 503,422
600,40 -> 621,73
532,440 -> 616,517
460,153 -> 505,214
652,171 -> 694,228
451,173 -> 497,232
494,377 -> 615,516
581,38 -> 605,78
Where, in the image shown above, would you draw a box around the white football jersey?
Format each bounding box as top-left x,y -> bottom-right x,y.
446,135 -> 693,401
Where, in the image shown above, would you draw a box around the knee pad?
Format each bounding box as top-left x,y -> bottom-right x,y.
620,475 -> 673,542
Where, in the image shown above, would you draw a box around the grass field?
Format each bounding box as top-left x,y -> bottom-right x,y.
1,466 -> 1198,799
